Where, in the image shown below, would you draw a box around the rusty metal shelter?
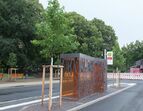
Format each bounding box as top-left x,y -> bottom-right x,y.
60,53 -> 107,100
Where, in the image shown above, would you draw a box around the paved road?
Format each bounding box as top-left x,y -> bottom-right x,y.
0,79 -> 139,102
0,79 -> 143,111
0,82 -> 60,108
80,80 -> 143,111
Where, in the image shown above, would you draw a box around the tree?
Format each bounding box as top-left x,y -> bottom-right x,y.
32,0 -> 78,61
122,40 -> 143,71
0,0 -> 43,67
65,12 -> 118,58
109,42 -> 125,72
7,53 -> 17,68
91,18 -> 117,51
65,12 -> 103,57
0,0 -> 124,73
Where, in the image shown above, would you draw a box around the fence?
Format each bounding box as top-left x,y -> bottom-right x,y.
0,73 -> 3,80
108,73 -> 143,80
10,73 -> 24,79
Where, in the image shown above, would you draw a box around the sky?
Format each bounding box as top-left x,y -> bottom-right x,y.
39,0 -> 143,47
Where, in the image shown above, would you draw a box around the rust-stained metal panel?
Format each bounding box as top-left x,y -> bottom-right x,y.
61,53 -> 107,100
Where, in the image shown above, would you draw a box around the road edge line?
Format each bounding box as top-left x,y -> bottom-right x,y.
67,83 -> 136,111
0,96 -> 59,110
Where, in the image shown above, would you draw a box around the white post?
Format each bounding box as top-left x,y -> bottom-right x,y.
8,68 -> 10,80
118,71 -> 120,87
104,49 -> 107,60
10,68 -> 12,80
51,57 -> 53,65
60,67 -> 63,107
113,71 -> 114,86
116,68 -> 120,87
15,69 -> 16,81
41,65 -> 45,105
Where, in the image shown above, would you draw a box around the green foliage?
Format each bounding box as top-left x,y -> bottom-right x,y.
108,42 -> 125,72
65,12 -> 118,58
122,40 -> 143,71
0,37 -> 17,66
32,0 -> 79,59
0,0 -> 43,67
91,18 -> 117,50
65,12 -> 91,54
0,0 -> 125,72
7,53 -> 17,67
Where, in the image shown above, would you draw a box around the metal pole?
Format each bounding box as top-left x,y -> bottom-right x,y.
41,65 -> 45,105
104,49 -> 107,60
51,57 -> 53,66
60,67 -> 63,107
10,68 -> 12,80
113,71 -> 114,86
116,68 -> 120,87
119,71 -> 120,87
15,69 -> 16,81
8,68 -> 9,80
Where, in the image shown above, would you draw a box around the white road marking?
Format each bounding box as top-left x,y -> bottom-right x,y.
0,96 -> 59,110
0,83 -> 136,111
0,95 -> 47,104
0,92 -> 59,104
107,82 -> 135,87
68,83 -> 136,111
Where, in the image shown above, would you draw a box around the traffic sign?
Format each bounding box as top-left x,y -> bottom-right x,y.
107,51 -> 113,65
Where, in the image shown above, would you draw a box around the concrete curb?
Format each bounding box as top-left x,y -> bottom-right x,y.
0,80 -> 59,89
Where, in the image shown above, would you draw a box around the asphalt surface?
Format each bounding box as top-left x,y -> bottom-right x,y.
0,79 -> 143,111
0,79 -> 134,102
80,80 -> 143,111
0,82 -> 60,108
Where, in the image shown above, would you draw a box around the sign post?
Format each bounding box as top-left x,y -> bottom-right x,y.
116,68 -> 120,87
104,49 -> 107,60
107,51 -> 113,65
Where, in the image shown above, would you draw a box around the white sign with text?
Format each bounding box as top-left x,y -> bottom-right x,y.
107,51 -> 113,65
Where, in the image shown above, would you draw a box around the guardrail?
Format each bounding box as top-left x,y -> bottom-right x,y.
108,73 -> 143,80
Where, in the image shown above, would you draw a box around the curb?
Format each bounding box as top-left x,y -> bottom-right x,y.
0,80 -> 59,89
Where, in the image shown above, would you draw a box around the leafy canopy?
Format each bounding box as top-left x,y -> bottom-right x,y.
0,0 -> 43,67
32,0 -> 78,58
7,53 -> 17,67
122,40 -> 143,70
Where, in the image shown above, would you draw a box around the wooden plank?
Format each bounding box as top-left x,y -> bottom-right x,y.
60,67 -> 63,107
41,65 -> 45,105
48,65 -> 53,111
43,65 -> 64,68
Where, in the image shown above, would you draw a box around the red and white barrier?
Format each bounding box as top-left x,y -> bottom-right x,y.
107,73 -> 143,80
